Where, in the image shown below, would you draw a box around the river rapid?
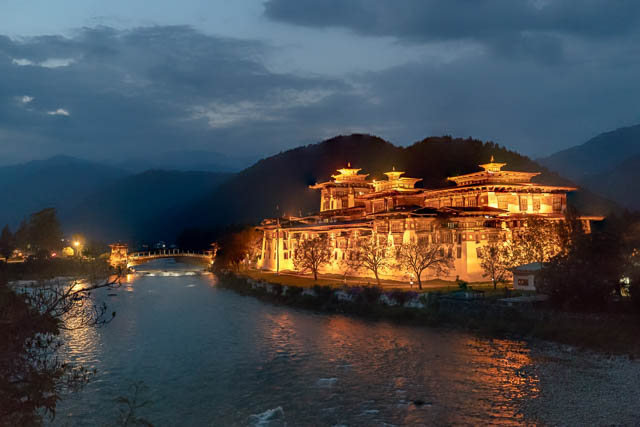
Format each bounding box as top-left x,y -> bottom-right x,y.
53,259 -> 544,426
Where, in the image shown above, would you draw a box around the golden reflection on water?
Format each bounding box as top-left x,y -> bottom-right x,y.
298,315 -> 540,425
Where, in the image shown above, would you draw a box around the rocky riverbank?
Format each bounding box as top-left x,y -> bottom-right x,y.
522,343 -> 640,425
217,271 -> 640,358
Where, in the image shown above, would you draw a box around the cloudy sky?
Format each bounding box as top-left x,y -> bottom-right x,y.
1,0 -> 639,165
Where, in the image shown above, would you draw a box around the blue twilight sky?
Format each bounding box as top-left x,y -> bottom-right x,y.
1,0 -> 639,164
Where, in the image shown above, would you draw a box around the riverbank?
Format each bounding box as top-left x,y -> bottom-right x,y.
521,344 -> 640,425
0,258 -> 112,282
217,270 -> 640,357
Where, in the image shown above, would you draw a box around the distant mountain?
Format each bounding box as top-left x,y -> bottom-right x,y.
539,124 -> 640,181
539,124 -> 640,211
112,150 -> 258,173
180,134 -> 615,232
64,170 -> 232,244
581,154 -> 640,211
0,156 -> 128,229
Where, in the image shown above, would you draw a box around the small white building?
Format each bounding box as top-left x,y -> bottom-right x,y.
512,262 -> 544,291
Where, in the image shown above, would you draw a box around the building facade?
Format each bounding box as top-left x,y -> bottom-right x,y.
256,159 -> 591,282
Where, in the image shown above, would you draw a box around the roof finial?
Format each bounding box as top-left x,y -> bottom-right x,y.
347,161 -> 351,168
490,155 -> 495,163
392,165 -> 395,171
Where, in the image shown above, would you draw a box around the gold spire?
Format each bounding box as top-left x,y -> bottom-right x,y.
479,156 -> 507,173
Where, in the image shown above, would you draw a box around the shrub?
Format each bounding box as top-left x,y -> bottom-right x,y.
285,285 -> 303,299
312,285 -> 334,301
629,280 -> 640,312
360,286 -> 382,305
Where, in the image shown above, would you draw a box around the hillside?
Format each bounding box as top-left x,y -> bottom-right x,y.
581,154 -> 640,211
539,124 -> 640,181
0,156 -> 128,228
181,134 -> 615,233
113,150 -> 258,173
64,170 -> 232,244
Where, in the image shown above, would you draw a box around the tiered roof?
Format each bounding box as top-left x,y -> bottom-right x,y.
447,157 -> 540,187
372,166 -> 422,192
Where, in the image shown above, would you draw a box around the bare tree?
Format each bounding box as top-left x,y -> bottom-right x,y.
292,234 -> 332,281
479,242 -> 514,289
1,263 -> 121,424
348,236 -> 392,286
396,241 -> 454,289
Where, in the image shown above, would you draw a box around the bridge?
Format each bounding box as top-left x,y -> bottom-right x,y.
109,243 -> 217,268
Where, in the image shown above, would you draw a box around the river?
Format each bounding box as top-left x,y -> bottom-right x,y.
54,259 -> 542,426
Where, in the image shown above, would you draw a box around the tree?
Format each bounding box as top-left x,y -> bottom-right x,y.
511,217 -> 562,266
215,228 -> 262,271
479,242 -> 514,289
348,236 -> 392,286
537,230 -> 623,311
292,234 -> 332,281
0,263 -> 120,424
0,224 -> 15,260
14,219 -> 29,251
396,240 -> 453,289
27,208 -> 63,253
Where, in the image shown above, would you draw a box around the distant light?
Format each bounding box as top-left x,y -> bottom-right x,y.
73,241 -> 80,247
51,252 -> 57,257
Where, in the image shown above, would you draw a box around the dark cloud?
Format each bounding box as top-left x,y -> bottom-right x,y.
264,0 -> 640,61
0,26 -> 348,163
1,21 -> 639,165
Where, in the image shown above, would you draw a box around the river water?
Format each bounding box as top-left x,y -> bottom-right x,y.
54,259 -> 541,426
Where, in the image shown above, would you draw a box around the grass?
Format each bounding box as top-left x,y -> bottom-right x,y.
239,269 -> 525,298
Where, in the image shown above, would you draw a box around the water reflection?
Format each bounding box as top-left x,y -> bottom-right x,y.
55,260 -> 541,426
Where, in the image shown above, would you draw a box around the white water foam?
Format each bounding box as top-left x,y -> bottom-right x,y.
316,377 -> 338,388
248,406 -> 285,426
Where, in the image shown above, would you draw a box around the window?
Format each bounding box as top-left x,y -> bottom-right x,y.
533,198 -> 541,211
466,197 -> 477,207
447,247 -> 453,258
391,222 -> 404,233
454,198 -> 464,207
284,252 -> 288,260
498,197 -> 509,210
519,197 -> 528,211
457,247 -> 462,259
476,247 -> 483,258
518,279 -> 529,287
553,197 -> 562,212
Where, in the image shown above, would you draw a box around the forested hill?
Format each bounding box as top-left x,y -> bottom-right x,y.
539,123 -> 640,181
0,156 -> 128,228
180,134 -> 615,234
538,123 -> 640,211
64,170 -> 232,243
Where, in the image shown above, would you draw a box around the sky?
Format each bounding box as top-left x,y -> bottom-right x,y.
1,0 -> 639,165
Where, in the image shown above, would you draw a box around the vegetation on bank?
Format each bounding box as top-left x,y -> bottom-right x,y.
212,209 -> 640,357
0,208 -> 124,425
217,270 -> 640,358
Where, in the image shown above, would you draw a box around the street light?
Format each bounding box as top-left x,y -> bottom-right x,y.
73,240 -> 82,257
